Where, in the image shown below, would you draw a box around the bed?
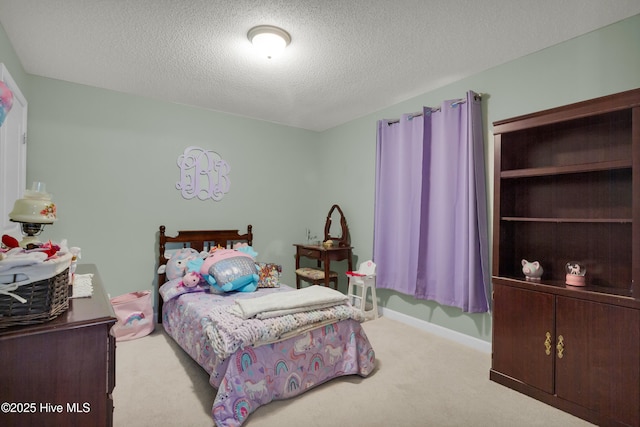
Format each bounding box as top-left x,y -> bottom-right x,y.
156,225 -> 376,427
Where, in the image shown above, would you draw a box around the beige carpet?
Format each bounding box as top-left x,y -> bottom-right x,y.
113,316 -> 594,427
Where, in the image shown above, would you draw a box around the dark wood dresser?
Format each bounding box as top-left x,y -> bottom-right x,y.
0,264 -> 116,427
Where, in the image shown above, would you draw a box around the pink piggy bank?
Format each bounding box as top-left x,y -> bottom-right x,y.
521,259 -> 543,280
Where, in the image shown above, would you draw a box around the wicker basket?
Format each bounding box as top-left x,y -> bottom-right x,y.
0,255 -> 71,329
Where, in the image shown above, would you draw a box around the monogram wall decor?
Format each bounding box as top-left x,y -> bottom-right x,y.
176,146 -> 231,201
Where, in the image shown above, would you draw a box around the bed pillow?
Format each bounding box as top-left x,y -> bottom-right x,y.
256,262 -> 281,288
159,277 -> 207,301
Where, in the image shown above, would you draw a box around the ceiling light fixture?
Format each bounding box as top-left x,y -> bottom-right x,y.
247,25 -> 291,59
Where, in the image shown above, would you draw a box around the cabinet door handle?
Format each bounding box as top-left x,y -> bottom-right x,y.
556,335 -> 564,359
544,332 -> 552,356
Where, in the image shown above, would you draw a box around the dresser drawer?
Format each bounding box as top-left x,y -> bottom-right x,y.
299,248 -> 321,258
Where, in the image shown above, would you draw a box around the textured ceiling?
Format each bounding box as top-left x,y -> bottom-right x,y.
0,1 -> 639,131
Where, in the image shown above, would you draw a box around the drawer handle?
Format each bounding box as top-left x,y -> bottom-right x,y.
544,332 -> 552,356
556,335 -> 564,359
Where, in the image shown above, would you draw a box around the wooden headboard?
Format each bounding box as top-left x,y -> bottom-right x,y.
156,224 -> 253,323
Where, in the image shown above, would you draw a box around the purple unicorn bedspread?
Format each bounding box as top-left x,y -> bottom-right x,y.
162,286 -> 376,427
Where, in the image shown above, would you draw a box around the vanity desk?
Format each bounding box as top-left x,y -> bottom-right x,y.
294,204 -> 353,289
294,243 -> 353,289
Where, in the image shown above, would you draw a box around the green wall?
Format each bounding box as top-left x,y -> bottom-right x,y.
2,14 -> 639,343
25,77 -> 323,297
318,14 -> 640,342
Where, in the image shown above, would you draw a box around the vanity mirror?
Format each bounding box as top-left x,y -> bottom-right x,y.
324,204 -> 350,247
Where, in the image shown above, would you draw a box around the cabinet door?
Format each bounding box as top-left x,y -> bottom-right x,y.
556,297 -> 640,426
492,284 -> 555,393
1,326 -> 110,426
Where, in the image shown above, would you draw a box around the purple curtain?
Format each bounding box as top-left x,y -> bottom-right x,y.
374,91 -> 489,313
374,112 -> 424,296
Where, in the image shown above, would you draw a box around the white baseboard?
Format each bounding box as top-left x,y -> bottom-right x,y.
379,307 -> 491,354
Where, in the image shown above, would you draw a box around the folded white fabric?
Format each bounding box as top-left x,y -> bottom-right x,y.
0,252 -> 73,303
0,250 -> 48,273
255,301 -> 349,319
70,273 -> 94,298
0,252 -> 72,285
232,285 -> 348,319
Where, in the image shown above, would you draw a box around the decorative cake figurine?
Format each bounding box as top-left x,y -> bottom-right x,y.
565,262 -> 586,287
521,259 -> 543,281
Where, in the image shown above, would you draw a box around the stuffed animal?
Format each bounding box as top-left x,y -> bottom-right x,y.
233,242 -> 258,258
181,271 -> 202,288
183,257 -> 207,288
199,247 -> 259,293
166,248 -> 200,280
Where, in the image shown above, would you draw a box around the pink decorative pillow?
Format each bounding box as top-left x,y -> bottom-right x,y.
159,278 -> 207,301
